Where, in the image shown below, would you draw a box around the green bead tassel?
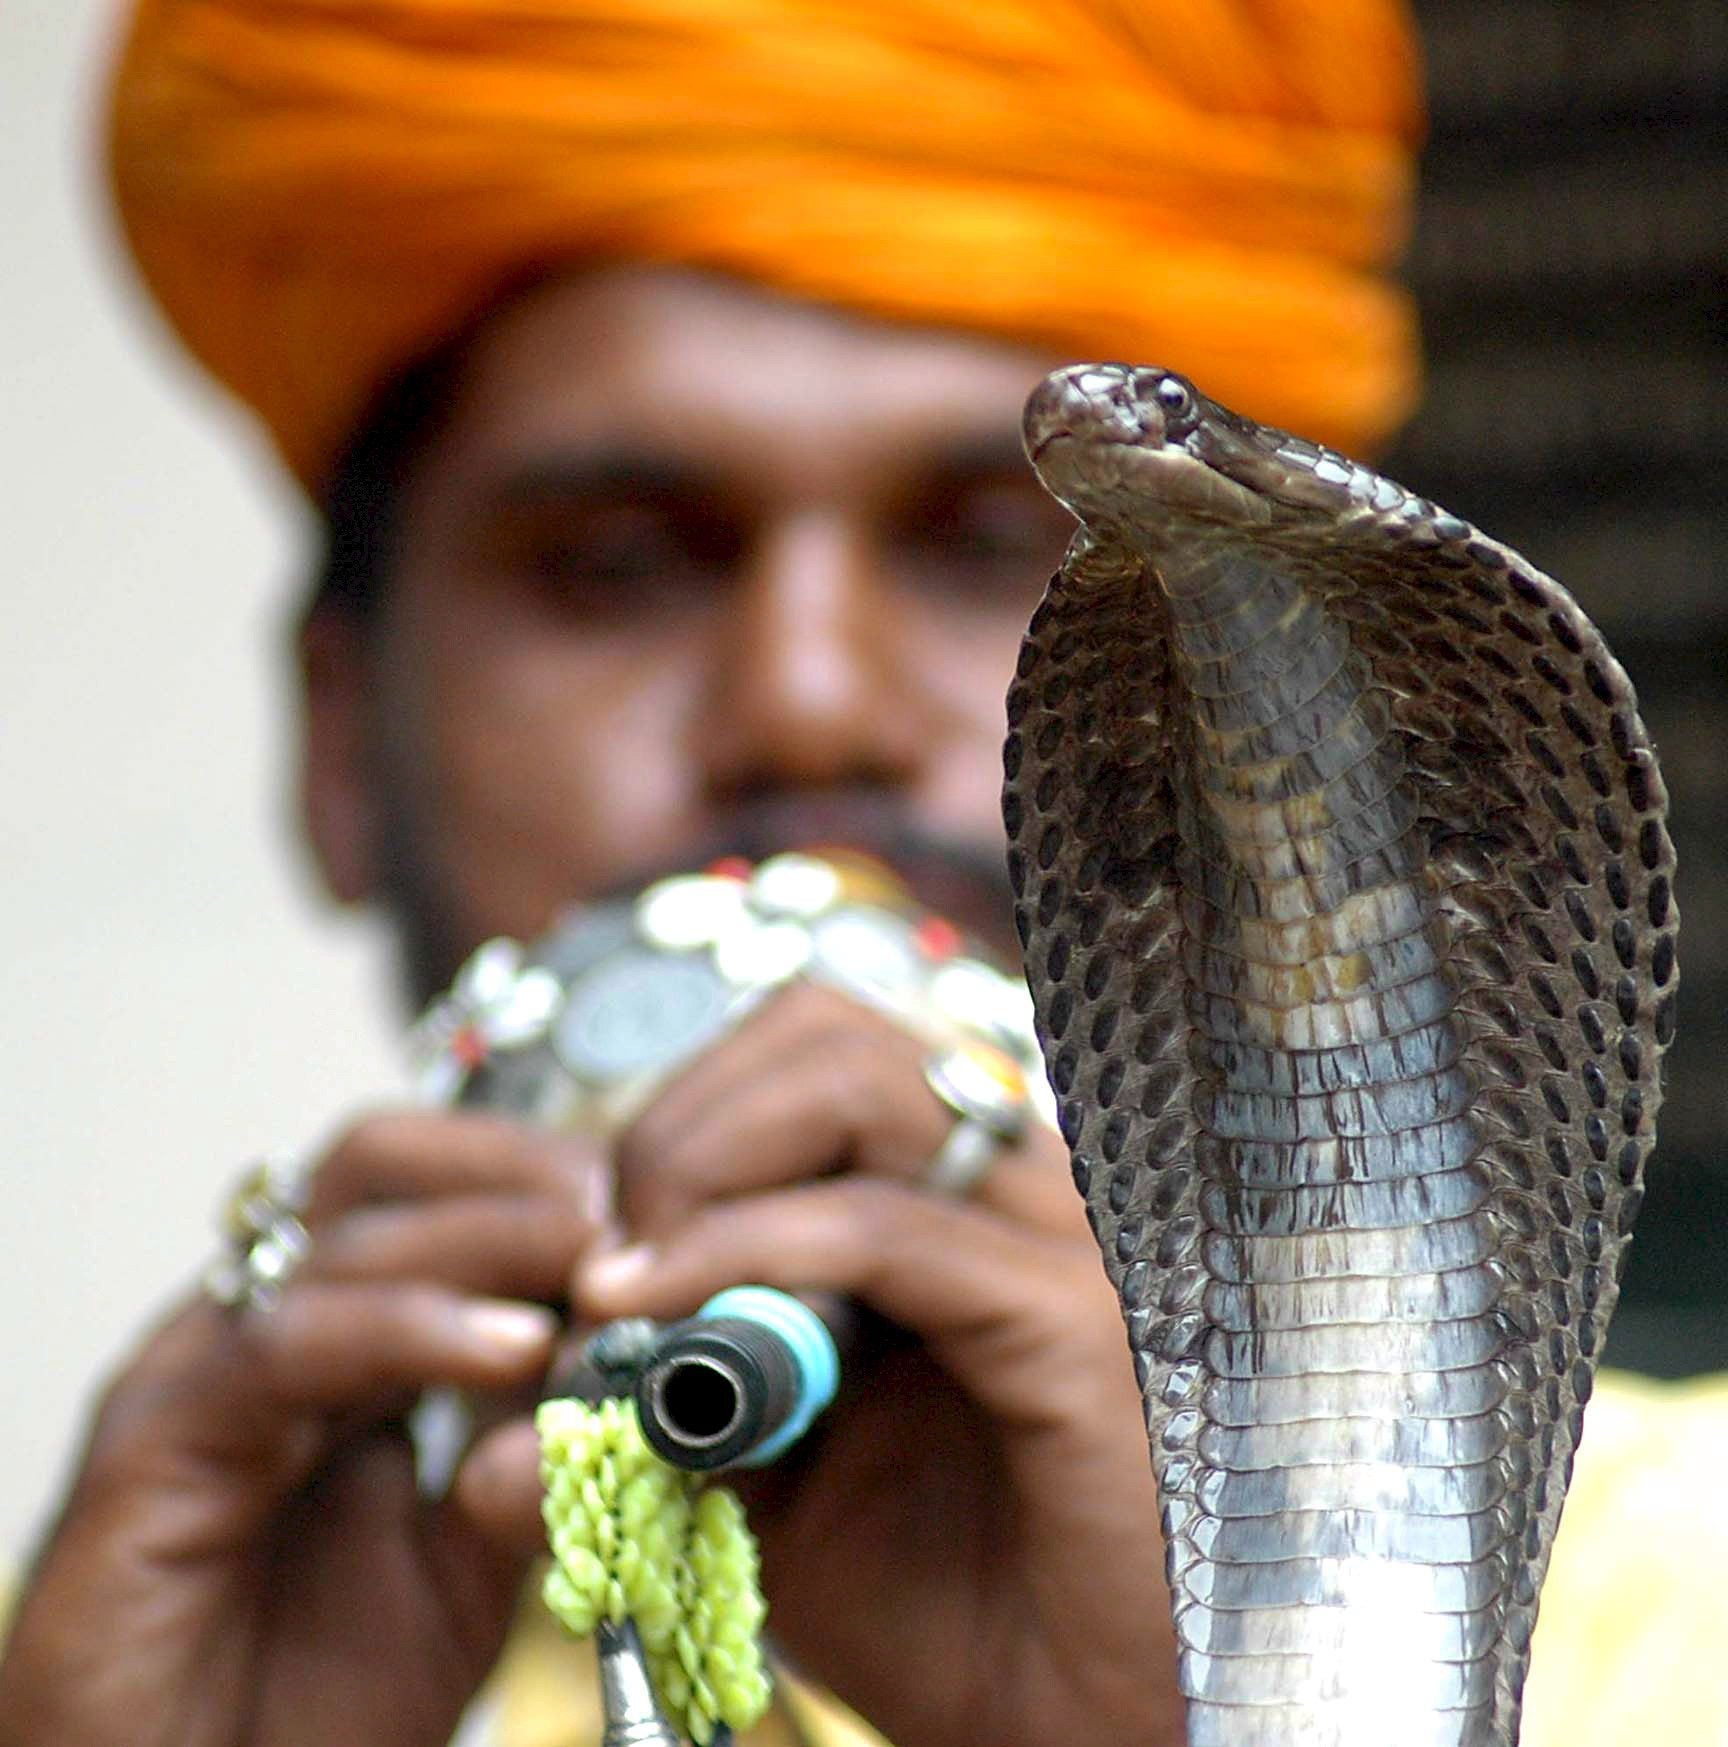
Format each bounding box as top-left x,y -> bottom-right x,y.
538,1396 -> 773,1743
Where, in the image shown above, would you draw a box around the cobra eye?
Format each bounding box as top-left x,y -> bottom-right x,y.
1155,376 -> 1194,418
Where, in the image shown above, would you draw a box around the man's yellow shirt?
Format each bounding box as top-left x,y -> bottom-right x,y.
484,1371 -> 1728,1747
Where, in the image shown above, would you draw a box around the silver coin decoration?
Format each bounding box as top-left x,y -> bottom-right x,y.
807,908 -> 921,1000
636,874 -> 751,952
410,853 -> 1054,1146
748,852 -> 843,919
714,918 -> 815,989
554,949 -> 740,1083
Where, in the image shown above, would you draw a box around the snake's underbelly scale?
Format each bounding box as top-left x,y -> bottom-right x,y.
1005,366 -> 1676,1746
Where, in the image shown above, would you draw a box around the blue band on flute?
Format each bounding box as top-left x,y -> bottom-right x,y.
698,1286 -> 839,1466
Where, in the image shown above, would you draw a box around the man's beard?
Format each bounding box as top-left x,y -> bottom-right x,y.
373,785 -> 1019,1013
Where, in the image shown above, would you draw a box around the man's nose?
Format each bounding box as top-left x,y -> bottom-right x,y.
696,509 -> 941,796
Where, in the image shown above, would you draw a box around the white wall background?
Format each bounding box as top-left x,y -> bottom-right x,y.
1,1 -> 401,1562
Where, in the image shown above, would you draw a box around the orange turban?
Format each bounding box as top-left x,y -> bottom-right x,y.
107,0 -> 1422,494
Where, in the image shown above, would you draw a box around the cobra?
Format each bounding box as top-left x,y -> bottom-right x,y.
1005,364 -> 1677,1747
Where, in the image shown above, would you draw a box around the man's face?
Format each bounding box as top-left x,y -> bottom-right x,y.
308,265 -> 1074,993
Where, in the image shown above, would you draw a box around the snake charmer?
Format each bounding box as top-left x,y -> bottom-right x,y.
1,3 -> 1723,1745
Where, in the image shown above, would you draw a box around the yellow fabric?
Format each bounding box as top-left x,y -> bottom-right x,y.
489,1371 -> 1728,1746
1520,1369 -> 1728,1744
489,1584 -> 885,1747
106,0 -> 1422,494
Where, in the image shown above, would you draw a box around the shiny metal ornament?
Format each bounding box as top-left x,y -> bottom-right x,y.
748,851 -> 845,919
713,917 -> 816,989
636,873 -> 752,952
930,957 -> 1040,1052
407,937 -> 563,1103
594,1618 -> 685,1747
411,852 -> 1056,1138
1005,364 -> 1677,1747
921,1038 -> 1035,1197
204,1155 -> 311,1313
554,948 -> 743,1084
807,907 -> 922,1004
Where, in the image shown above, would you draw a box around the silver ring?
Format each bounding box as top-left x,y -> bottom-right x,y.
921,1041 -> 1032,1197
204,1156 -> 311,1312
921,1116 -> 1006,1197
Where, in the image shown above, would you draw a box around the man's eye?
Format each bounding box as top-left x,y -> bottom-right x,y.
502,502 -> 742,606
531,523 -> 671,587
904,482 -> 1071,593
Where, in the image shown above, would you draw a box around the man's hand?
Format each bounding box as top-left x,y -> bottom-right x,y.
0,985 -> 1180,1747
480,982 -> 1180,1747
0,1112 -> 600,1747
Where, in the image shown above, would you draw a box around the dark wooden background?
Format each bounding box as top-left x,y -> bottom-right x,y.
1382,0 -> 1726,1372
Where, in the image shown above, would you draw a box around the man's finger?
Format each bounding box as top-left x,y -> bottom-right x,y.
616,982 -> 1074,1236
84,1288 -> 558,1490
234,1284 -> 558,1406
452,1416 -> 546,1551
573,1179 -> 1120,1432
304,1195 -> 596,1303
617,1023 -> 938,1229
304,1109 -> 606,1227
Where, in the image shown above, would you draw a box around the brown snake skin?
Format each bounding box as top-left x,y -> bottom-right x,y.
1004,365 -> 1677,1746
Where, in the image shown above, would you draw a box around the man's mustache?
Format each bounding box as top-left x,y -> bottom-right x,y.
597,791 -> 1016,957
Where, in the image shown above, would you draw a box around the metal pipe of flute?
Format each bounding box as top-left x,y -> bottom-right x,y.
635,1292 -> 831,1470
594,1617 -> 686,1747
560,1286 -> 842,1473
